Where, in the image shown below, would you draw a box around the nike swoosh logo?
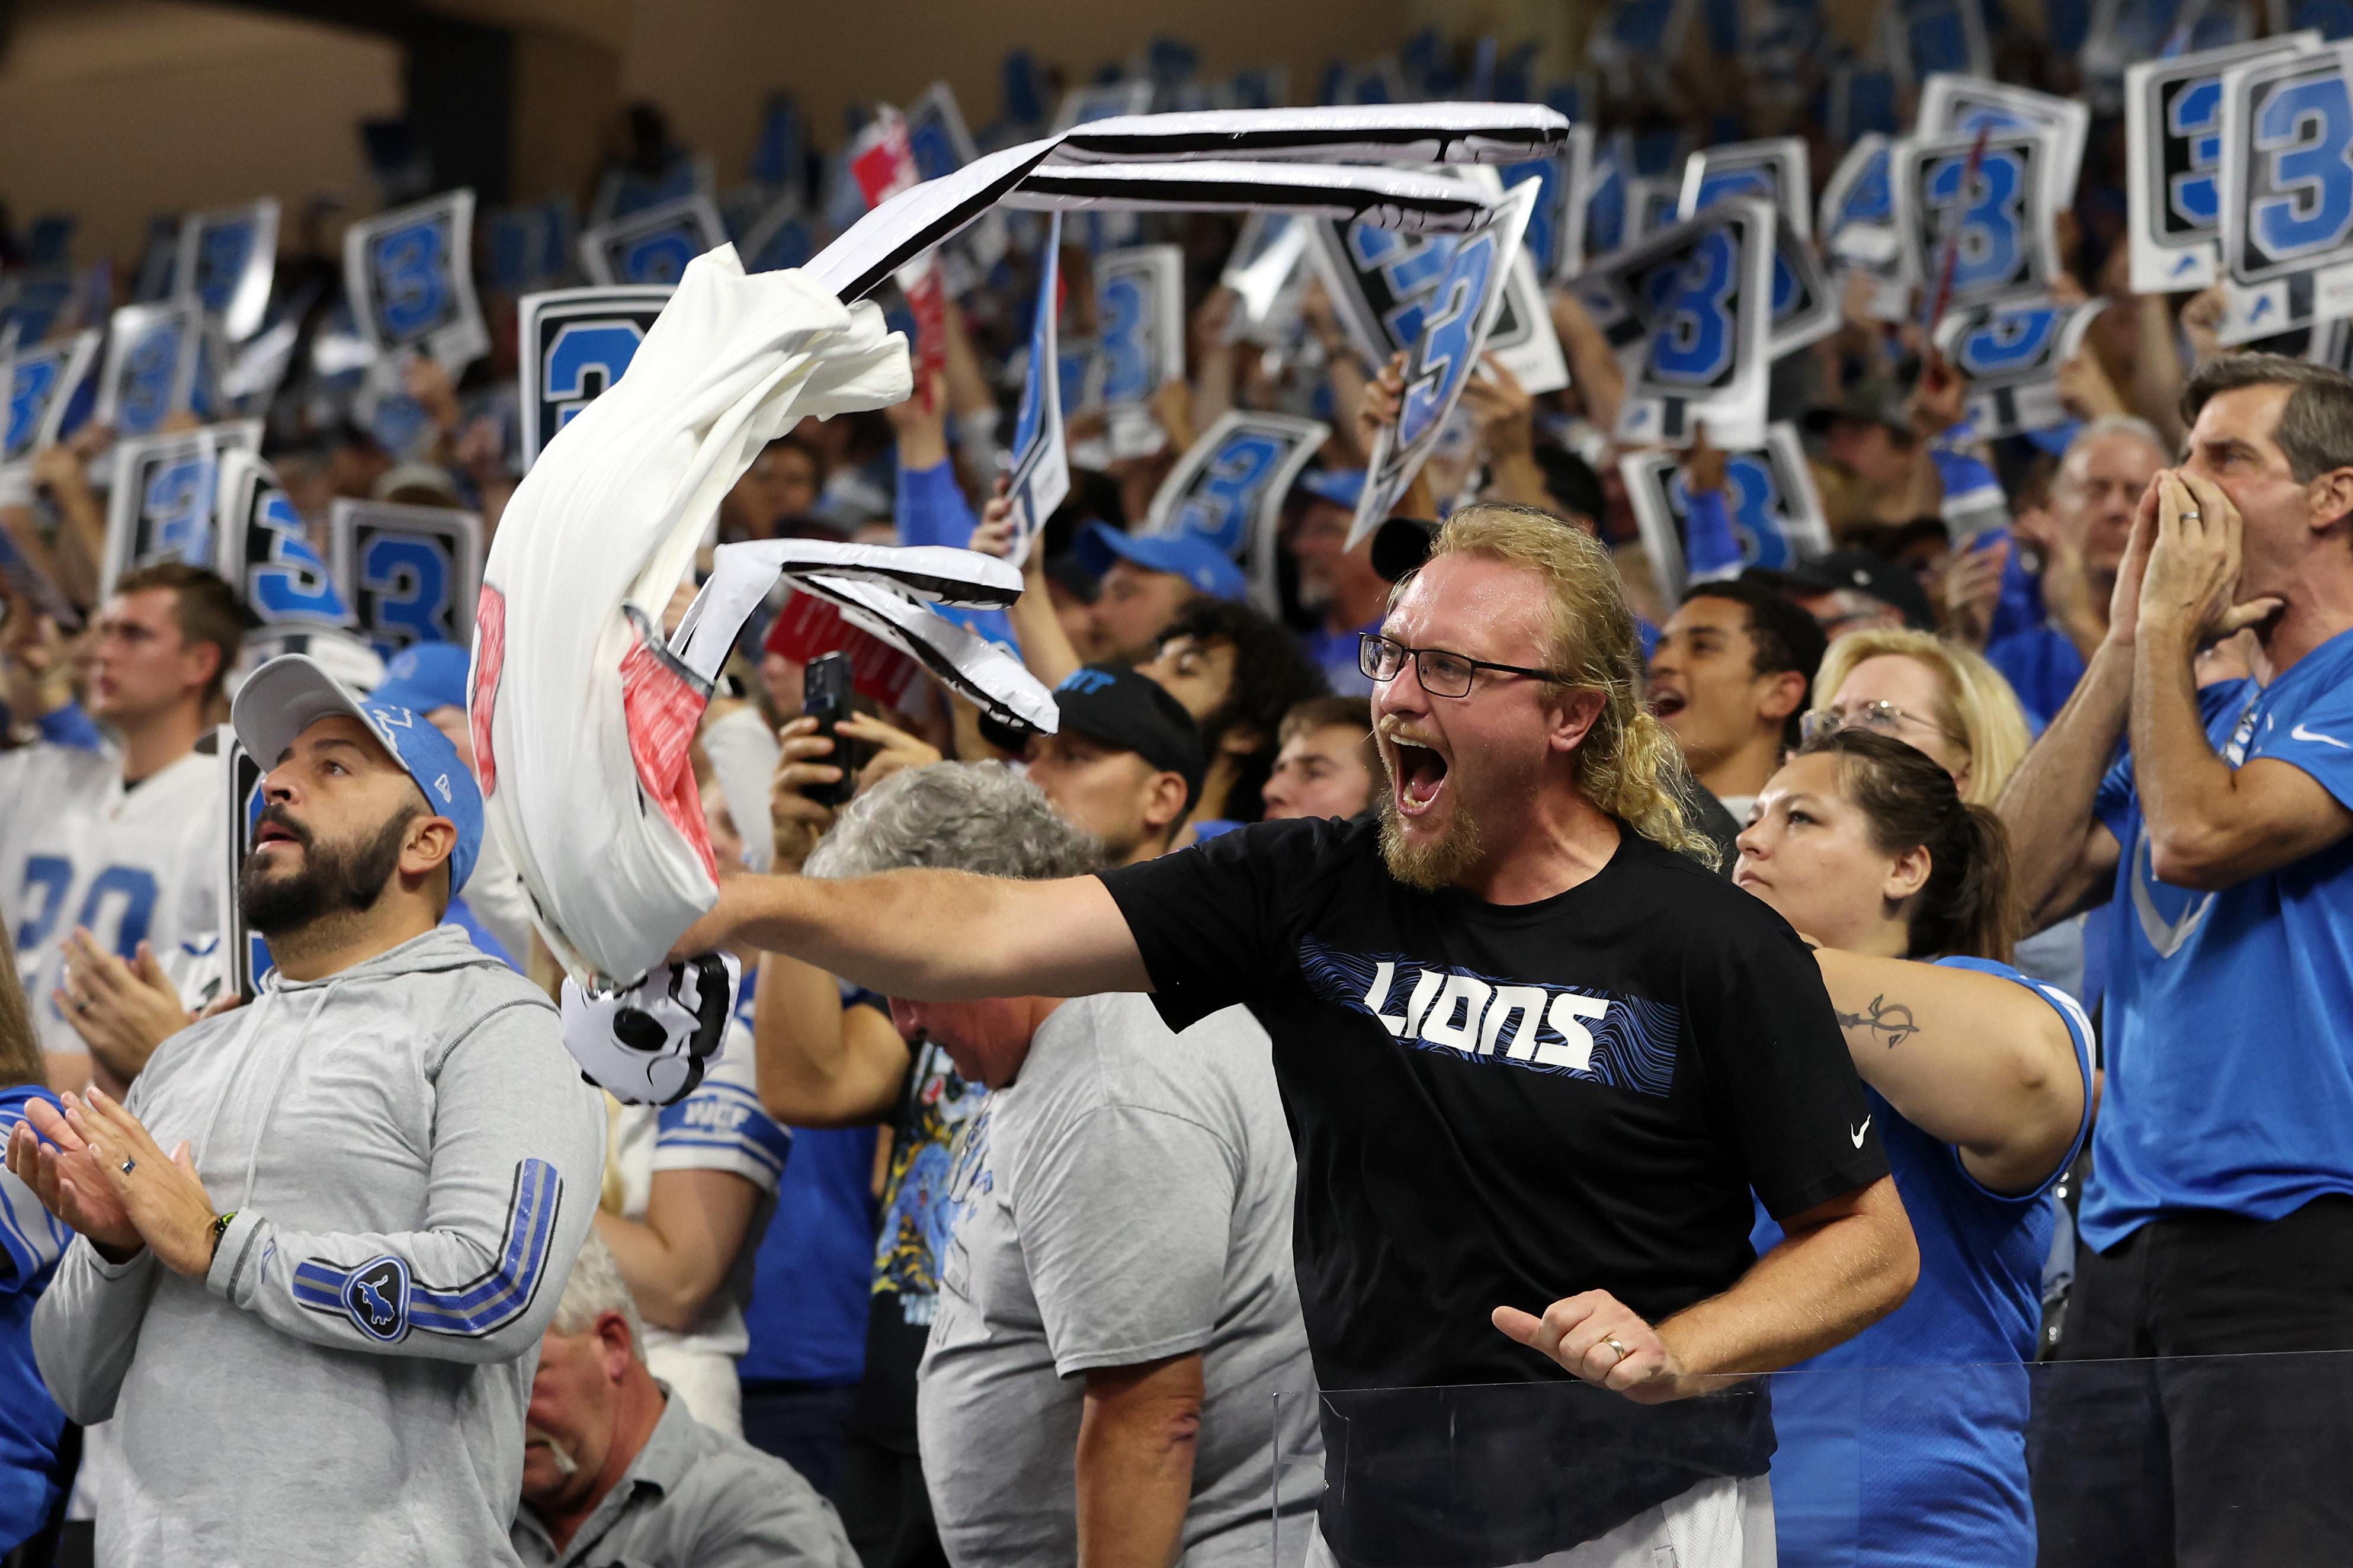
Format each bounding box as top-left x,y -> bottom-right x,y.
1850,1116 -> 1871,1149
2293,722 -> 2350,749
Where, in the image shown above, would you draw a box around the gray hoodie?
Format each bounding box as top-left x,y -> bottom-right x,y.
33,926 -> 606,1567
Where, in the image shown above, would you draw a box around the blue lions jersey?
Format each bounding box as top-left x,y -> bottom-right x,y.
1753,958 -> 2095,1567
2086,626 -> 2353,1249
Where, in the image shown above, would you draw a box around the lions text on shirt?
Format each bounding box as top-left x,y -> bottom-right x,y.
609,1018 -> 793,1381
1,743 -> 223,1056
1752,958 -> 2096,1568
1100,817 -> 1887,1563
2088,625 -> 2353,1249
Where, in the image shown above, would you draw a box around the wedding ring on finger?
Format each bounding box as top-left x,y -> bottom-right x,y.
119,1157 -> 135,1175
2181,510 -> 2203,521
1600,1335 -> 1631,1365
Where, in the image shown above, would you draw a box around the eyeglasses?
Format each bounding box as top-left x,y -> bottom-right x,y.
1358,633 -> 1564,700
1800,700 -> 1961,746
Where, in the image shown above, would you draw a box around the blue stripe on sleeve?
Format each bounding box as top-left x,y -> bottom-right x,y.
293,1159 -> 565,1338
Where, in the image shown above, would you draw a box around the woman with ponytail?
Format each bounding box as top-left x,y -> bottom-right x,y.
1734,727 -> 2094,1567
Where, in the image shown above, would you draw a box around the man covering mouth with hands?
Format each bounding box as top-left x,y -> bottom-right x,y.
2001,354 -> 2353,1568
672,502 -> 1916,1567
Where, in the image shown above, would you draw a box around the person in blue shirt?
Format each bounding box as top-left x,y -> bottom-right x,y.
1286,469 -> 1389,698
735,960 -> 879,1505
1,945 -> 73,1555
2001,354 -> 2353,1567
1976,417 -> 2166,730
1736,728 -> 2092,1567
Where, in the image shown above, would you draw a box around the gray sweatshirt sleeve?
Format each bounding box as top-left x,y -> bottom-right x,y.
31,1240 -> 164,1423
204,998 -> 606,1363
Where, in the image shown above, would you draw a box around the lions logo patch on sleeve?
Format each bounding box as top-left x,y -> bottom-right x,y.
342,1255 -> 412,1342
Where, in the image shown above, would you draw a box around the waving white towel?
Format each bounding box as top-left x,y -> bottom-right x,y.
472,249 -> 910,989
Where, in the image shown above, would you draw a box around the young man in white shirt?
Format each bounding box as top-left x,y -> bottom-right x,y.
2,564 -> 241,1094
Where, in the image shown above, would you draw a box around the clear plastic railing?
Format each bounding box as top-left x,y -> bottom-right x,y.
1263,1351 -> 2353,1567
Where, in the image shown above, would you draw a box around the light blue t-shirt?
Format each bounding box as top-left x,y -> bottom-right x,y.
2085,626 -> 2353,1249
1751,958 -> 2094,1568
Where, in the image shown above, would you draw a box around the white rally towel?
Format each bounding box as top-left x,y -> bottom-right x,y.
473,248 -> 911,990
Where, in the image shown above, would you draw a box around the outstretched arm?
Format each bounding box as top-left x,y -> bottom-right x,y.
679,870 -> 1151,1003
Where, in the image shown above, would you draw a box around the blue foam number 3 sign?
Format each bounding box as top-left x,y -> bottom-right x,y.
1956,309 -> 2060,376
2253,73 -> 2353,262
119,325 -> 182,435
373,220 -> 451,339
1171,433 -> 1285,556
198,223 -> 253,315
620,230 -> 697,285
1925,150 -> 2026,292
544,322 -> 646,430
1397,234 -> 1496,450
1097,275 -> 1152,403
6,358 -> 55,457
144,456 -> 213,562
249,492 -> 348,623
2168,78 -> 2227,229
1650,229 -> 1739,387
361,533 -> 454,653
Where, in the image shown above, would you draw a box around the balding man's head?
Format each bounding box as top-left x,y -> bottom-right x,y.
2053,416 -> 2168,576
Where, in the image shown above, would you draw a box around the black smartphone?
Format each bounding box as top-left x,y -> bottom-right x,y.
801,650 -> 863,807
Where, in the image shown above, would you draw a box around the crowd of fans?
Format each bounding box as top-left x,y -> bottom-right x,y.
5,10 -> 2353,1567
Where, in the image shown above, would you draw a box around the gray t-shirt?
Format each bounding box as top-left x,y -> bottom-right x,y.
916,995 -> 1321,1568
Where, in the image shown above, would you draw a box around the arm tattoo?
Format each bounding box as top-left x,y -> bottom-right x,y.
1835,993 -> 1921,1049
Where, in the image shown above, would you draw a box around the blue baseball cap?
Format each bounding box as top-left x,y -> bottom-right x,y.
231,653 -> 485,894
1074,521 -> 1248,602
1294,467 -> 1365,509
370,640 -> 473,718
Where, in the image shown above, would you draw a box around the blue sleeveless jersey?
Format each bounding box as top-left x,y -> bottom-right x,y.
1751,957 -> 2095,1567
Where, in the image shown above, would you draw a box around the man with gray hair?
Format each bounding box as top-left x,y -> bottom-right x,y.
1981,413 -> 2169,727
2003,354 -> 2353,1564
514,1232 -> 857,1567
753,762 -> 1318,1568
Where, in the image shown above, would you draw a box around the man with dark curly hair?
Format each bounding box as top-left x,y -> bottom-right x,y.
1137,599 -> 1331,838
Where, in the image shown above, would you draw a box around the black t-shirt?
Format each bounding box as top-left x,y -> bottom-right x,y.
1100,815 -> 1889,1562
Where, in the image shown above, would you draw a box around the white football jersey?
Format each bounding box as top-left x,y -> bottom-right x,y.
0,741 -> 225,1055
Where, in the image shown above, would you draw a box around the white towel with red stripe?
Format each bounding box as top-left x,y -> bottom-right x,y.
471,248 -> 909,989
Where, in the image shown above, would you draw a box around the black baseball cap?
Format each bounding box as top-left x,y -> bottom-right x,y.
1759,550 -> 1938,633
981,665 -> 1207,813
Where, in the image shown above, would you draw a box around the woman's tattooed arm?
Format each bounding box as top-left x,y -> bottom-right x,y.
1835,993 -> 1920,1049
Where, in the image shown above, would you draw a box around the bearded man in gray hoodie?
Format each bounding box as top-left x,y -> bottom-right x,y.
5,653 -> 606,1567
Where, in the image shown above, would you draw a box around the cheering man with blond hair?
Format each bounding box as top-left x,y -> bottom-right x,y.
678,502 -> 1916,1566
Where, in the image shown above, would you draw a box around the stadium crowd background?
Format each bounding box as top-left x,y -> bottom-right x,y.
5,0 -> 2353,1564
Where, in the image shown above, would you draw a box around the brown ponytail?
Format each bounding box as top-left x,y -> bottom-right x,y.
1797,728 -> 2018,963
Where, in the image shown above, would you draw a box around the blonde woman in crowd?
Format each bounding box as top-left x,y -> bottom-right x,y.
1803,629 -> 2082,998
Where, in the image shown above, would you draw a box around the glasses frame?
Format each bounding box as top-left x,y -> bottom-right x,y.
1799,700 -> 1962,747
1358,633 -> 1564,700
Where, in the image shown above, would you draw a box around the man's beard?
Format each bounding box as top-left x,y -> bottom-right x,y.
238,804 -> 415,937
1377,773 -> 1483,892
